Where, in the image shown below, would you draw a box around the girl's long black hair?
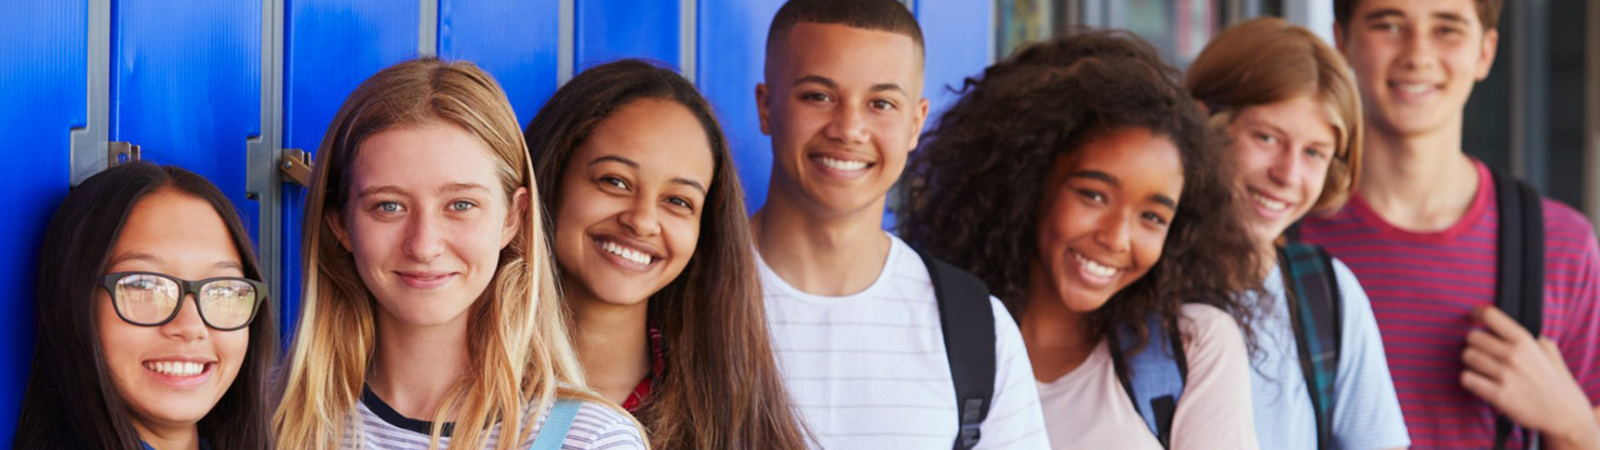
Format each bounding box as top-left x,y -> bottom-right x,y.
14,161 -> 277,449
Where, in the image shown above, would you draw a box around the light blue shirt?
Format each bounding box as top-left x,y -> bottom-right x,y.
1248,258 -> 1410,450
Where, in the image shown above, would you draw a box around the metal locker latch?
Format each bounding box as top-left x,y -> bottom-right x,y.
108,142 -> 141,167
281,149 -> 313,186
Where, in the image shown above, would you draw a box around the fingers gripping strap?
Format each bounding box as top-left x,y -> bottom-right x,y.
1491,169 -> 1545,450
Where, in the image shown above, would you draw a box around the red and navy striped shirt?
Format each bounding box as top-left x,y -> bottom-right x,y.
1300,160 -> 1600,448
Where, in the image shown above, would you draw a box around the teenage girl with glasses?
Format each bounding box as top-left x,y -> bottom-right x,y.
15,161 -> 277,450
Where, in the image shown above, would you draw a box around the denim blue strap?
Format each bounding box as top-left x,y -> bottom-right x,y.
530,398 -> 583,450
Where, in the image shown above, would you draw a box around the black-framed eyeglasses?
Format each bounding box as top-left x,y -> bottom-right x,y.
99,272 -> 266,331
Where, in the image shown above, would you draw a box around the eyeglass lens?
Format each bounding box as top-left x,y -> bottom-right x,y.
113,274 -> 257,329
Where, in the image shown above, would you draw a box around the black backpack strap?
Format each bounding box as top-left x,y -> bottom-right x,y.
917,249 -> 996,450
1279,242 -> 1344,450
1490,169 -> 1546,450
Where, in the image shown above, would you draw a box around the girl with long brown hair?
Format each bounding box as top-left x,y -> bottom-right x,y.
273,57 -> 643,449
522,59 -> 809,450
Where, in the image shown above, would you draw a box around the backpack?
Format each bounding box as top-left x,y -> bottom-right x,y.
1109,313 -> 1188,449
1111,169 -> 1547,450
1490,169 -> 1546,450
1279,240 -> 1343,450
529,399 -> 582,450
1281,168 -> 1545,450
916,249 -> 997,450
1109,241 -> 1344,450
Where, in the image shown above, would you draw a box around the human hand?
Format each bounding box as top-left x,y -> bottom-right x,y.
1462,305 -> 1600,449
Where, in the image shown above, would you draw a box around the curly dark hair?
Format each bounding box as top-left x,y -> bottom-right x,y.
899,31 -> 1263,353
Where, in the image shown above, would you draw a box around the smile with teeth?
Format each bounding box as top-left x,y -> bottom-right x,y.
816,156 -> 870,171
1073,250 -> 1120,278
1391,81 -> 1435,95
599,239 -> 654,266
144,361 -> 208,377
1251,191 -> 1289,212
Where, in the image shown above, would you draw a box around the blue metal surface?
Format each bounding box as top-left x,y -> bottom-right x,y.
282,0 -> 422,341
439,0 -> 561,128
576,0 -> 680,73
696,0 -> 785,214
0,0 -> 86,443
110,0 -> 261,236
898,0 -> 993,230
0,3 -> 998,383
915,0 -> 992,128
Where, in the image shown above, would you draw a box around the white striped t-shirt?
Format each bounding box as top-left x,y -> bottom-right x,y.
344,387 -> 645,449
759,233 -> 1050,450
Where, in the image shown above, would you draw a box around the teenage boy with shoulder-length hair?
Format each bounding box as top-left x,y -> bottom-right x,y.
749,0 -> 1049,449
1299,0 -> 1600,448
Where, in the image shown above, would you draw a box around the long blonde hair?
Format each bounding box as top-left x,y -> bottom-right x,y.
1185,17 -> 1364,215
274,57 -> 594,450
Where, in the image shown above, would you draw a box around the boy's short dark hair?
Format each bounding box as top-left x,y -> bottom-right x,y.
765,0 -> 925,67
1334,0 -> 1503,30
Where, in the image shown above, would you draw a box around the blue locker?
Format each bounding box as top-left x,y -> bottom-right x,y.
281,0 -> 422,339
110,1 -> 261,237
439,0 -> 561,128
894,0 -> 994,230
0,1 -> 87,442
915,0 -> 992,130
577,0 -> 681,72
696,0 -> 786,214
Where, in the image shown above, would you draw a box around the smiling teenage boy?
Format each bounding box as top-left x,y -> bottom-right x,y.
1297,0 -> 1600,448
748,1 -> 1048,449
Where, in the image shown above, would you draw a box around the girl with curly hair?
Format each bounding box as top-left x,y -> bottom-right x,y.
900,31 -> 1263,449
1186,17 -> 1408,450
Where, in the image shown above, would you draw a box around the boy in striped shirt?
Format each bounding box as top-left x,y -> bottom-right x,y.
748,1 -> 1049,448
1300,0 -> 1600,448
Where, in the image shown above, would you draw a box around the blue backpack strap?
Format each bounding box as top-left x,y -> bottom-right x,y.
917,248 -> 997,450
530,398 -> 583,450
1490,169 -> 1545,450
1280,241 -> 1343,450
1110,312 -> 1187,449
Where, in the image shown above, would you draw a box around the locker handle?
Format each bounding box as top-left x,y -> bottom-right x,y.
281,149 -> 312,187
109,142 -> 141,167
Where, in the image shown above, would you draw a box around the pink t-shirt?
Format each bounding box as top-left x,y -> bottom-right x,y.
1036,303 -> 1259,450
1300,159 -> 1600,448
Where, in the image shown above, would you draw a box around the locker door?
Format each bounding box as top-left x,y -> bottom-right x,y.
110,1 -> 261,235
279,0 -> 422,338
0,1 -> 88,442
889,0 -> 994,230
915,0 -> 992,129
438,0 -> 561,127
696,0 -> 786,214
577,0 -> 682,71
